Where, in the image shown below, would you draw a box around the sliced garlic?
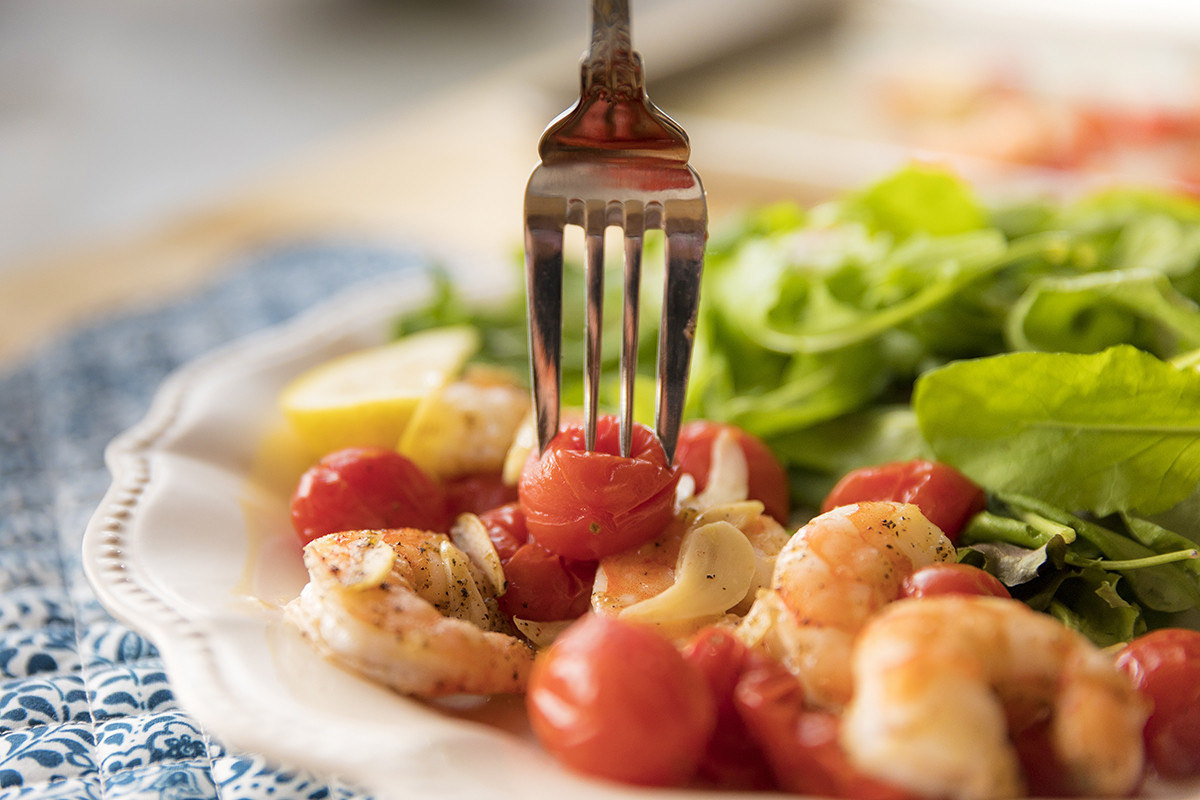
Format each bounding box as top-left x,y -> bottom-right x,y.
436,539 -> 496,630
326,534 -> 395,590
619,520 -> 757,623
512,617 -> 575,648
450,513 -> 507,596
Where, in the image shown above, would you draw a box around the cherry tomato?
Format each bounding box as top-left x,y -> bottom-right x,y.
733,650 -> 911,800
821,459 -> 985,541
475,502 -> 527,563
497,541 -> 595,622
526,614 -> 716,787
1115,628 -> 1200,778
289,447 -> 449,545
1011,716 -> 1077,798
518,416 -> 680,561
442,470 -> 518,518
675,420 -> 791,523
901,563 -> 1011,599
681,627 -> 776,790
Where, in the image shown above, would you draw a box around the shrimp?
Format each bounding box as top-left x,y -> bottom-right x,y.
591,501 -> 789,641
285,528 -> 534,698
589,428 -> 791,641
737,501 -> 954,709
843,596 -> 1148,800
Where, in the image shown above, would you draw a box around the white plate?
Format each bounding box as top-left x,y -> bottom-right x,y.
81,270 -> 693,800
81,269 -> 1200,800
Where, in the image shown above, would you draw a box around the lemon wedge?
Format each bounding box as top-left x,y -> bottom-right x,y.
280,326 -> 480,456
397,366 -> 530,480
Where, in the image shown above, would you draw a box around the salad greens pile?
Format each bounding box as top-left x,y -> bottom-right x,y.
397,163 -> 1200,645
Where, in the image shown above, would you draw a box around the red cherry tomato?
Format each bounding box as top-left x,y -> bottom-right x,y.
681,627 -> 777,790
901,563 -> 1011,600
675,420 -> 791,523
527,614 -> 716,787
475,502 -> 527,563
821,459 -> 985,541
733,650 -> 911,800
442,470 -> 518,518
497,541 -> 595,622
289,447 -> 449,545
1115,628 -> 1200,778
1010,716 -> 1077,798
518,416 -> 680,561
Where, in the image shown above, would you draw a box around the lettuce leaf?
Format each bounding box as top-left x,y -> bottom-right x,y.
914,346 -> 1200,515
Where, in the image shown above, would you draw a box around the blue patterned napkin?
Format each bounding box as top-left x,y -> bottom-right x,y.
0,242 -> 424,799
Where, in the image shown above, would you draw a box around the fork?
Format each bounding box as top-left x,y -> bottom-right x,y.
524,0 -> 707,462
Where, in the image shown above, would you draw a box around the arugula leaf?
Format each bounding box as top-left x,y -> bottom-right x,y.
836,163 -> 988,239
1007,269 -> 1200,357
914,346 -> 1200,515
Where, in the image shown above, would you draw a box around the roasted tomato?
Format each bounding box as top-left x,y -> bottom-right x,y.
901,563 -> 1011,599
442,470 -> 518,518
498,541 -> 596,622
822,459 -> 985,541
289,447 -> 449,545
1116,627 -> 1200,778
733,647 -> 911,799
526,614 -> 716,787
518,416 -> 679,561
674,420 -> 791,523
474,501 -> 527,563
681,627 -> 777,790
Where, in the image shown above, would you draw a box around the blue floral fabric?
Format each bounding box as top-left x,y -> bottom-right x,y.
0,242 -> 422,799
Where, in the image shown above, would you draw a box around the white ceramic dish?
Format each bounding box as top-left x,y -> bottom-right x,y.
82,268 -> 1200,800
81,270 -> 671,800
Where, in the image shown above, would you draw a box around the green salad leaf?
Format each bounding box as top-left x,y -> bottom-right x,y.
913,346 -> 1200,516
398,163 -> 1200,644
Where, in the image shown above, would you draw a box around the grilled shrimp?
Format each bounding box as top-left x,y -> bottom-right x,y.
591,501 -> 789,641
737,501 -> 954,708
591,433 -> 789,641
843,596 -> 1148,800
285,528 -> 533,698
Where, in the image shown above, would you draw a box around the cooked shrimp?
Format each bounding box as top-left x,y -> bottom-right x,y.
591,501 -> 789,641
737,501 -> 954,708
843,596 -> 1148,800
285,528 -> 533,698
589,430 -> 790,641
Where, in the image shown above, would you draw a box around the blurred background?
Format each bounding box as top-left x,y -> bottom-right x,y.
3,0 -> 1200,355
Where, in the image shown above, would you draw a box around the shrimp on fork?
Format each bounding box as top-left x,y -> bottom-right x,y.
286,528 -> 534,698
737,501 -> 954,709
844,596 -> 1148,800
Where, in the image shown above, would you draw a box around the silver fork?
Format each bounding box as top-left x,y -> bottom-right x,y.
523,0 -> 706,462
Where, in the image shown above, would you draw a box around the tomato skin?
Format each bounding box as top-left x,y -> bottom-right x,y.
497,541 -> 596,622
733,650 -> 912,800
518,417 -> 680,561
681,627 -> 777,790
1010,716 -> 1079,798
475,501 -> 528,563
289,447 -> 449,545
1115,628 -> 1200,778
527,614 -> 716,787
442,470 -> 518,518
674,421 -> 791,523
901,563 -> 1011,599
822,459 -> 985,541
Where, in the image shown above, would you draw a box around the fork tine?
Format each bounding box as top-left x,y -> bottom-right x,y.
583,202 -> 607,452
619,202 -> 644,458
525,218 -> 564,455
656,206 -> 706,463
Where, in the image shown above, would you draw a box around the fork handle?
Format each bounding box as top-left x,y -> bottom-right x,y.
584,0 -> 642,99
